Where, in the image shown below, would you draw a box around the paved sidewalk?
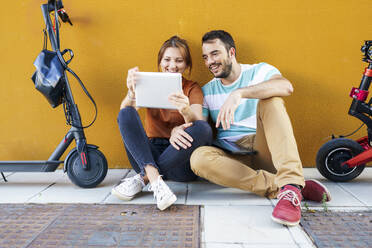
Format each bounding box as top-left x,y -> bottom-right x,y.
1,168 -> 372,248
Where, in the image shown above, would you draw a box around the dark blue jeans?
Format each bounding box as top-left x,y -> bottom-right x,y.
117,107 -> 213,182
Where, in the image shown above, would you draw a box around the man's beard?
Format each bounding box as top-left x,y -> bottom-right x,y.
212,59 -> 233,78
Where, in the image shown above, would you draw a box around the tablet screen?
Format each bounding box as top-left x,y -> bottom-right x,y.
135,72 -> 182,109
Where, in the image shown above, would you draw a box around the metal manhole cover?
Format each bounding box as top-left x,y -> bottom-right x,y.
300,211 -> 372,248
0,204 -> 200,248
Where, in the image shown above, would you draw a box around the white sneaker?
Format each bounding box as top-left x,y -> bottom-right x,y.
111,174 -> 145,201
148,176 -> 177,211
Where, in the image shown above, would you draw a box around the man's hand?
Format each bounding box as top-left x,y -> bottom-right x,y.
169,123 -> 193,150
216,90 -> 241,130
168,91 -> 190,113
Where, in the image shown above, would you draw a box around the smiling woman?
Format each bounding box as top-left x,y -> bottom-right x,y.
111,36 -> 213,211
158,36 -> 192,75
160,47 -> 187,73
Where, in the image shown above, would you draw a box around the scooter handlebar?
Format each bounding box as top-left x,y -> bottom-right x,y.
47,0 -> 64,12
361,40 -> 372,62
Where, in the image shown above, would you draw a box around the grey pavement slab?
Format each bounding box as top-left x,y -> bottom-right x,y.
2,167 -> 371,248
204,243 -> 244,248
302,168 -> 328,180
104,169 -> 187,205
242,245 -> 313,248
345,167 -> 372,180
186,180 -> 271,206
0,172 -> 13,182
303,167 -> 372,181
288,225 -> 316,248
104,181 -> 187,205
271,168 -> 371,208
0,170 -> 65,203
337,181 -> 372,206
300,181 -> 365,207
203,205 -> 313,246
28,169 -> 125,203
336,168 -> 372,206
204,245 -> 313,248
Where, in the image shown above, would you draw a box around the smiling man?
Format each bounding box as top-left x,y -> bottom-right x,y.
190,30 -> 331,226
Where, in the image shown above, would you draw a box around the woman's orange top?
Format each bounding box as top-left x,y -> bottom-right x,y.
145,78 -> 203,138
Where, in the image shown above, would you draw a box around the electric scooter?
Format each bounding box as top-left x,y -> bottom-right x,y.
316,40 -> 372,182
0,0 -> 108,188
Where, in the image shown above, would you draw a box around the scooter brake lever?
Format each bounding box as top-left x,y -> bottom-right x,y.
58,9 -> 73,26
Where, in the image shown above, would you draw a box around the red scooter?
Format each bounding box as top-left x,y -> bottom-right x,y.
316,40 -> 372,182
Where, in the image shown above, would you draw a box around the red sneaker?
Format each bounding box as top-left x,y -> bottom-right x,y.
302,179 -> 331,202
272,185 -> 302,226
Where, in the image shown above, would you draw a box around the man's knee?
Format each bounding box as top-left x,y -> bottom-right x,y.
190,146 -> 211,174
257,97 -> 284,109
190,146 -> 223,175
257,97 -> 289,120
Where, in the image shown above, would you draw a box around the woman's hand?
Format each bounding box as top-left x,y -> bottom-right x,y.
168,91 -> 190,114
120,67 -> 139,109
126,67 -> 139,98
169,123 -> 193,150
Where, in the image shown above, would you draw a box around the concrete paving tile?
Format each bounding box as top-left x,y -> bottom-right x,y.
104,187 -> 153,204
242,245 -> 299,248
270,181 -> 365,208
304,164 -> 372,181
301,168 -> 362,208
204,205 -> 295,244
0,170 -> 65,203
205,243 -> 244,248
303,167 -> 372,180
104,170 -> 187,205
325,206 -> 371,211
305,181 -> 364,207
301,168 -> 372,207
298,244 -> 316,248
349,167 -> 372,180
288,225 -> 315,247
0,172 -> 12,182
337,181 -> 372,206
29,169 -> 125,203
187,180 -> 271,206
105,181 -> 187,205
302,168 -> 328,180
245,245 -> 314,248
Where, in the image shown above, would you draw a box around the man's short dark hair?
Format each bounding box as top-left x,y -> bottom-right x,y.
202,30 -> 236,53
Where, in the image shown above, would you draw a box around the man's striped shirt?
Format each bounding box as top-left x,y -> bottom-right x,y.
202,63 -> 281,151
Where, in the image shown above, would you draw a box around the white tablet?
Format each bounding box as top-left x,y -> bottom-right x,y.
134,72 -> 182,109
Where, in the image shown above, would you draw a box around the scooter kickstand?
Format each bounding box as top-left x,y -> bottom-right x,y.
1,172 -> 7,182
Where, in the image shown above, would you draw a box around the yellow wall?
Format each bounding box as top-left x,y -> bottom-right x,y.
1,0 -> 371,168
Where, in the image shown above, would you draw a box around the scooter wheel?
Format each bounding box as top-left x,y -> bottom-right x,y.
66,147 -> 108,188
316,138 -> 365,182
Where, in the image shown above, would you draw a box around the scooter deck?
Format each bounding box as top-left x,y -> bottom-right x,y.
0,161 -> 63,172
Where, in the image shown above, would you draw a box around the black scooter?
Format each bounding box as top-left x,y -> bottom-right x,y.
0,0 -> 108,188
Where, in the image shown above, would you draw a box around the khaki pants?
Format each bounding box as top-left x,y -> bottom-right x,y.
190,97 -> 305,198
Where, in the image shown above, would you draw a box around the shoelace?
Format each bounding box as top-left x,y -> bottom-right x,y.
277,189 -> 300,206
148,176 -> 168,201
